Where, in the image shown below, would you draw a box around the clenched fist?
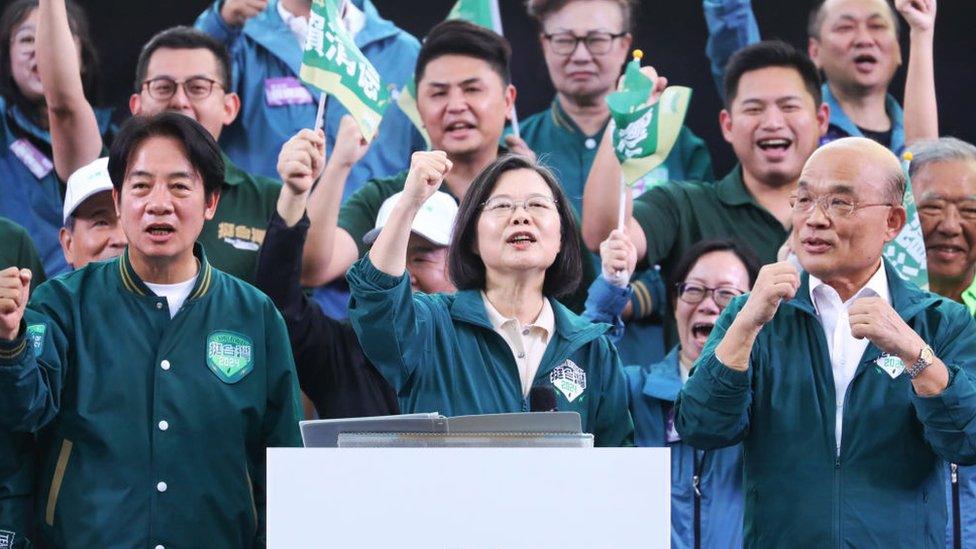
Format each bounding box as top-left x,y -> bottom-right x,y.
329,115 -> 370,170
220,0 -> 268,27
896,0 -> 936,33
402,151 -> 452,206
849,297 -> 926,363
0,267 -> 31,341
277,129 -> 326,196
600,229 -> 636,288
738,261 -> 799,328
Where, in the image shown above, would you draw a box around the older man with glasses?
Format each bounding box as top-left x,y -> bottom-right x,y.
675,137 -> 976,548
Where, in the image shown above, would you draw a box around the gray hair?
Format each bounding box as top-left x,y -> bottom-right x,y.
908,137 -> 976,178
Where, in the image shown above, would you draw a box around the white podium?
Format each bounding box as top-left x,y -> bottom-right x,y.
267,448 -> 670,548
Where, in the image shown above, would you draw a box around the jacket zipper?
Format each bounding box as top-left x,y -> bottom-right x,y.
693,450 -> 704,549
951,463 -> 961,549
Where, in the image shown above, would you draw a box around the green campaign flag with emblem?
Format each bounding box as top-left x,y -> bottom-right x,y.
884,154 -> 928,289
300,0 -> 390,142
606,55 -> 692,187
396,0 -> 502,148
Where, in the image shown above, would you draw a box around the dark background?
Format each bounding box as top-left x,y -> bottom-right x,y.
44,0 -> 976,175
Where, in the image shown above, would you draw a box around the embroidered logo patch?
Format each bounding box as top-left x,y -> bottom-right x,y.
206,331 -> 254,384
550,360 -> 587,403
0,529 -> 15,549
875,354 -> 905,379
26,324 -> 45,356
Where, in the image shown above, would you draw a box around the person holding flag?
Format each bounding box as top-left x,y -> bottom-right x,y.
194,0 -> 424,187
300,19 -> 598,312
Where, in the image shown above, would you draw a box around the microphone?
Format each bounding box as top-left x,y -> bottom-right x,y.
529,386 -> 558,412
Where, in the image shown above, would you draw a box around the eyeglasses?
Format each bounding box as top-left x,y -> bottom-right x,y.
141,76 -> 224,101
480,194 -> 558,217
789,193 -> 893,218
542,31 -> 627,55
918,199 -> 976,221
675,283 -> 744,308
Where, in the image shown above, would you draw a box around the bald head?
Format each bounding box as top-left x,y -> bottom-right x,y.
804,137 -> 905,204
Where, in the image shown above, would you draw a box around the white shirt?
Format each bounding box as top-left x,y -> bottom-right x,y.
809,262 -> 890,455
481,292 -> 555,397
146,275 -> 198,318
278,0 -> 365,48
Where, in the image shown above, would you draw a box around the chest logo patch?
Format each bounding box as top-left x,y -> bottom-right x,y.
206,331 -> 254,384
550,360 -> 587,403
875,354 -> 905,379
26,324 -> 45,356
0,529 -> 16,548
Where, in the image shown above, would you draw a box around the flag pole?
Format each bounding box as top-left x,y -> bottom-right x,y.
488,0 -> 520,138
314,92 -> 328,132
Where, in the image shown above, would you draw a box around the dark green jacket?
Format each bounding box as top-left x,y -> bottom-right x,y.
675,260 -> 976,548
0,245 -> 302,548
347,256 -> 634,447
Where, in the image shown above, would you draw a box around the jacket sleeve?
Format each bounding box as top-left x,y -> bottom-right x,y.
911,306 -> 976,465
628,267 -> 666,321
674,298 -> 753,449
0,430 -> 35,547
252,301 -> 303,545
703,0 -> 761,97
582,275 -> 632,343
346,255 -> 438,393
0,290 -> 70,433
590,337 -> 636,447
194,1 -> 242,46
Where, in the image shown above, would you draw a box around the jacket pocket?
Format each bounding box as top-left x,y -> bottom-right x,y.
45,439 -> 73,526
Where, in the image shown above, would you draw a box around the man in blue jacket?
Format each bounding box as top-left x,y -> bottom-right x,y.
676,137 -> 976,548
195,0 -> 424,190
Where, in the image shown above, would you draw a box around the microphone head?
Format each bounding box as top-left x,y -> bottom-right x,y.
529,385 -> 558,412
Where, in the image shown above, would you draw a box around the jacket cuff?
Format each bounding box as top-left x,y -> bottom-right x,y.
347,255 -> 409,292
0,321 -> 29,366
913,363 -> 976,430
696,351 -> 751,412
630,269 -> 665,319
584,276 -> 632,323
195,1 -> 241,44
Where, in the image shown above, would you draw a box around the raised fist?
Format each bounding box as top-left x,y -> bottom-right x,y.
0,267 -> 31,341
220,0 -> 269,27
599,229 -> 637,287
277,129 -> 325,196
402,151 -> 452,206
738,261 -> 799,328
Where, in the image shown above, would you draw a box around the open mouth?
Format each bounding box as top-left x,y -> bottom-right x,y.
146,223 -> 175,238
506,231 -> 537,249
444,121 -> 476,134
757,138 -> 792,152
853,54 -> 878,71
691,322 -> 714,340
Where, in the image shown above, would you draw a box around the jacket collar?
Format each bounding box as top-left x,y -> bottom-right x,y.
245,0 -> 400,76
715,165 -> 759,207
221,153 -> 245,187
449,289 -> 609,343
641,346 -> 685,403
548,98 -> 609,139
822,83 -> 905,154
117,243 -> 215,300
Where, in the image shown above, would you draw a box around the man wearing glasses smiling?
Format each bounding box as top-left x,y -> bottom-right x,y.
37,6 -> 281,284
522,0 -> 712,213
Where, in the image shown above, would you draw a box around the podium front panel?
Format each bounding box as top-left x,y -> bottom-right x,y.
268,448 -> 669,548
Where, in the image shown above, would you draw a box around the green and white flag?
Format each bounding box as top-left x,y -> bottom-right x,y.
884,154 -> 928,289
396,0 -> 505,149
606,55 -> 691,187
300,0 -> 390,142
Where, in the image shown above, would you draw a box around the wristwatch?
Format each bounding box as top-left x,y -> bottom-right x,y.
906,345 -> 935,379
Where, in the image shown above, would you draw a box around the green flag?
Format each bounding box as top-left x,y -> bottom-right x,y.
396,0 -> 501,148
300,0 -> 390,142
607,57 -> 691,186
884,155 -> 928,289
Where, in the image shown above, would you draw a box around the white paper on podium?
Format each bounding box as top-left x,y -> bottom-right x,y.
268,448 -> 669,548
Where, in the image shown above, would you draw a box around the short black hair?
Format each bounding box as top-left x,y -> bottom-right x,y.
666,239 -> 762,308
723,40 -> 822,108
0,0 -> 100,117
108,112 -> 224,200
449,154 -> 582,298
134,26 -> 231,92
414,20 -> 512,86
806,0 -> 901,40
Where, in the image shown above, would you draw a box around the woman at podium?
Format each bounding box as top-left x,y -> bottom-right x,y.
347,151 -> 634,446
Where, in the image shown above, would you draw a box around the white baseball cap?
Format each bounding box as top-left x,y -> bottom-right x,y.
362,191 -> 458,247
63,157 -> 112,224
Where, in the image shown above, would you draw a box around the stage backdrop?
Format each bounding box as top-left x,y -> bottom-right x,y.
76,0 -> 976,175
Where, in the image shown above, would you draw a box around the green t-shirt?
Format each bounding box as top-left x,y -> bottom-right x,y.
632,166 -> 788,347
337,171 -> 597,312
199,155 -> 281,284
0,215 -> 46,291
519,99 -> 715,216
962,276 -> 976,317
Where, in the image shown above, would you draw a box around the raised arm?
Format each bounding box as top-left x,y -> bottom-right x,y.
703,0 -> 761,98
897,0 -> 938,145
36,0 -> 101,181
300,116 -> 369,286
195,0 -> 267,46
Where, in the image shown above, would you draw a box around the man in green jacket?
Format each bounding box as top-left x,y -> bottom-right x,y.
0,113 -> 302,548
676,137 -> 976,548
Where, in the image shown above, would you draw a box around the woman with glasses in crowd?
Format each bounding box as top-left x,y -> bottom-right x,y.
0,0 -> 112,279
586,233 -> 760,548
347,151 -> 634,447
